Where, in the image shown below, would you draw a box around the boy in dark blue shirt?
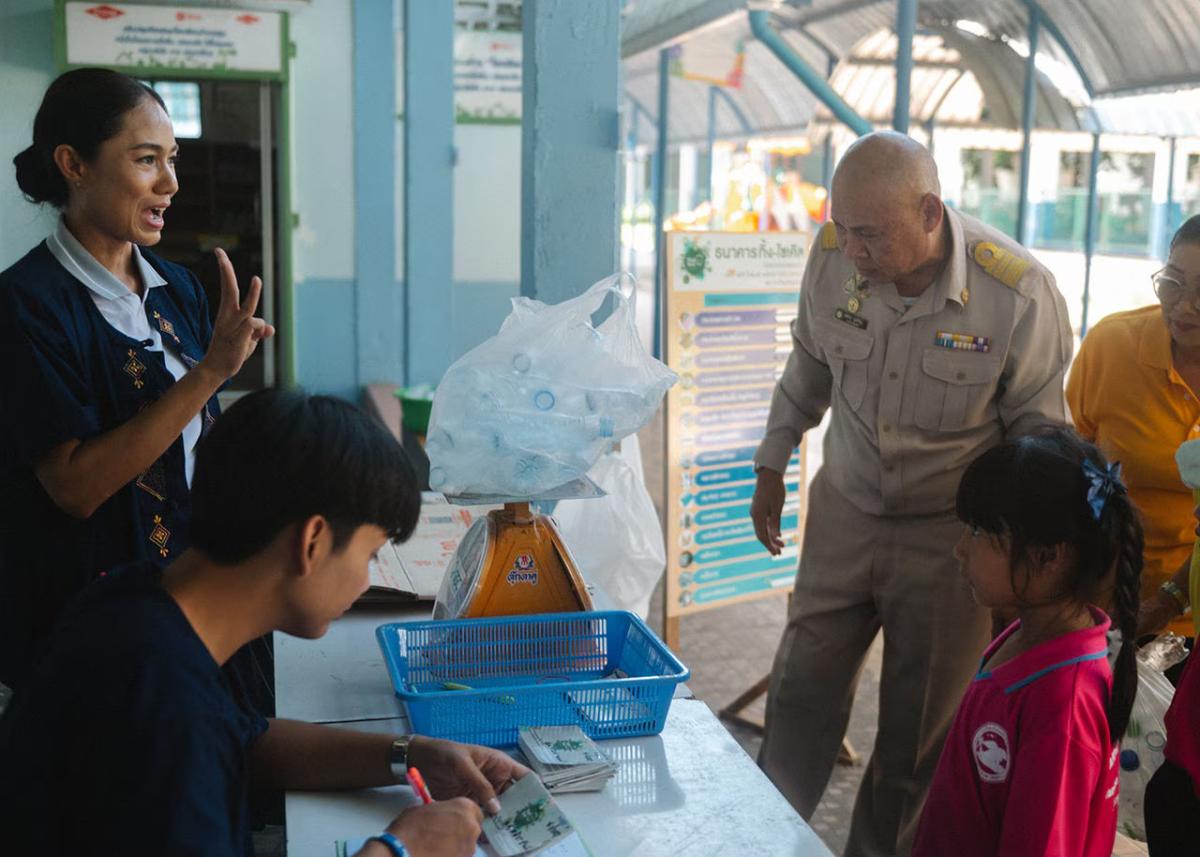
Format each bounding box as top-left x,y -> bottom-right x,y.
0,389 -> 527,857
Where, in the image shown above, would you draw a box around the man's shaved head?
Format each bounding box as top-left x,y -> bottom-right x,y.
832,130 -> 941,204
828,131 -> 947,292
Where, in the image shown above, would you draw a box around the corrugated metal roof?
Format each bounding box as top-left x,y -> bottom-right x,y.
1040,0 -> 1200,96
1090,89 -> 1200,137
782,0 -> 1200,97
622,2 -> 1200,143
819,28 -> 1082,130
624,19 -> 826,144
621,0 -> 748,58
623,0 -> 1200,97
623,15 -> 1085,144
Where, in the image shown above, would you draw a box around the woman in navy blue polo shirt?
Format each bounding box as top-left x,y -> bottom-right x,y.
0,68 -> 274,688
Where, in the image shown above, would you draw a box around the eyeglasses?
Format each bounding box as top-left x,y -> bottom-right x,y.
1152,268 -> 1200,308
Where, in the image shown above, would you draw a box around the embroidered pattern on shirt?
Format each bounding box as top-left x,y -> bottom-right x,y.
972,722 -> 1010,783
135,458 -> 168,501
972,241 -> 1031,289
123,349 -> 146,389
149,515 -> 171,558
153,310 -> 181,344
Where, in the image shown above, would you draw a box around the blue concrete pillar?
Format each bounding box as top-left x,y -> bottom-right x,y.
821,57 -> 836,219
1015,7 -> 1039,246
626,100 -> 640,276
652,47 -> 669,359
401,0 -> 455,385
1166,136 -> 1178,256
354,0 -> 403,386
893,0 -> 916,135
521,0 -> 620,305
1081,131 -> 1101,337
706,86 -> 717,206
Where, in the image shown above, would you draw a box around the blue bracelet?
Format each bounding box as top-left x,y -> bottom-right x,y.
366,832 -> 408,856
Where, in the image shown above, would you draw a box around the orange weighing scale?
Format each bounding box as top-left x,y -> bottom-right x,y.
434,481 -> 601,620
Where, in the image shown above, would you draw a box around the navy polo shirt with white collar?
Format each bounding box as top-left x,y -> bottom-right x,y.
0,236 -> 219,689
47,218 -> 203,484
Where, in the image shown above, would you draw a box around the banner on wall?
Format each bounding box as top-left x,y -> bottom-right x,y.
454,30 -> 521,124
60,2 -> 286,79
663,230 -> 810,621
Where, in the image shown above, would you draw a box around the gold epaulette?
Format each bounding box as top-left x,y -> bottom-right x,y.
820,221 -> 838,250
972,241 -> 1031,289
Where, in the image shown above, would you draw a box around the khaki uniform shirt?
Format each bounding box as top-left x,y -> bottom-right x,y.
754,207 -> 1073,516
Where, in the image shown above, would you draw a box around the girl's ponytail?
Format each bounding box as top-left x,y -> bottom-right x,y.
1104,494 -> 1142,742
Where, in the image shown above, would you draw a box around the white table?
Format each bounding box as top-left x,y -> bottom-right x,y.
276,606 -> 834,857
275,605 -> 421,724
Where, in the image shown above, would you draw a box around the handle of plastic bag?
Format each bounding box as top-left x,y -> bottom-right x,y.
581,273 -> 637,331
616,272 -> 638,316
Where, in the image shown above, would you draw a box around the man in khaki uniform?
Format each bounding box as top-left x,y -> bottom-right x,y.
751,132 -> 1072,857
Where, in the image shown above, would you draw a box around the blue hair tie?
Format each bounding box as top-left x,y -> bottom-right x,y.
1082,459 -> 1124,521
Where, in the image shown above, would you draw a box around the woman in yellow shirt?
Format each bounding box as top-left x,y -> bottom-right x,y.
1067,216 -> 1200,638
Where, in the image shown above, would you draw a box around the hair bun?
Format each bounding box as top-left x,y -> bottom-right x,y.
13,144 -> 66,207
17,68 -> 164,210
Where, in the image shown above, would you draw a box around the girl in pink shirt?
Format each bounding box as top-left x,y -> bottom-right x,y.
913,428 -> 1141,857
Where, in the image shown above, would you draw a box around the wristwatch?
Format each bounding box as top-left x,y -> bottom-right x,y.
389,735 -> 413,784
1161,580 -> 1190,613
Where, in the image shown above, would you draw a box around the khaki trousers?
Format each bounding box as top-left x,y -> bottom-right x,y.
758,471 -> 991,857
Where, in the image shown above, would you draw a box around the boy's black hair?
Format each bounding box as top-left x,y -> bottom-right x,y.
1170,214 -> 1200,252
956,426 -> 1143,742
189,389 -> 421,563
14,68 -> 167,208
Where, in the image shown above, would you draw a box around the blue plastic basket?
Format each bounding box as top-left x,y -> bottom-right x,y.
376,611 -> 690,747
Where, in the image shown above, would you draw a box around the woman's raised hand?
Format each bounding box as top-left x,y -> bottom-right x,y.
201,247 -> 276,382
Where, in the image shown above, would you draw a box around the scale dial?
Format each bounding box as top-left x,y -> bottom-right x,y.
433,516 -> 493,619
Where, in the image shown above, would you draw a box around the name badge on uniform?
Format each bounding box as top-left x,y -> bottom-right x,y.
935,330 -> 990,353
835,307 -> 868,330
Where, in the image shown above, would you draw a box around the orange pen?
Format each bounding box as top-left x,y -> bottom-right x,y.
405,766 -> 433,804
